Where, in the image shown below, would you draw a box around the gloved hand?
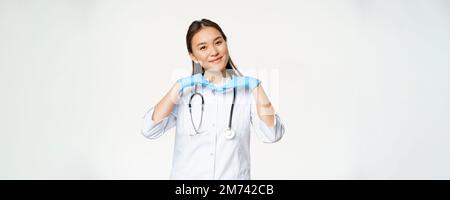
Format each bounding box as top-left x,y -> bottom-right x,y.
177,74 -> 206,93
222,76 -> 261,92
177,74 -> 261,93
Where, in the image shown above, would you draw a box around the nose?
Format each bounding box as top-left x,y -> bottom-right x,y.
209,46 -> 219,57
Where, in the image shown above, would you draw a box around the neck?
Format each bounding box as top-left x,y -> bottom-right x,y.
203,69 -> 229,85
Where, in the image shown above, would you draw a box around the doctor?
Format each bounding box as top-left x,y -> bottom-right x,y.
142,19 -> 285,180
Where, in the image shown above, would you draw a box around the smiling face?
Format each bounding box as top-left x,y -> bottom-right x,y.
189,26 -> 229,73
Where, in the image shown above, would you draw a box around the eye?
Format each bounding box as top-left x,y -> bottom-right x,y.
200,46 -> 206,51
215,41 -> 223,45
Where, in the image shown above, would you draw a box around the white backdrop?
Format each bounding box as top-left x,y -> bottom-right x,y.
1,0 -> 449,179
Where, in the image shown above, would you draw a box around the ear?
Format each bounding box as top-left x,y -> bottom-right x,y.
189,53 -> 198,63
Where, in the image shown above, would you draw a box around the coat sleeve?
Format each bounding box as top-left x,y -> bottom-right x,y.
141,103 -> 178,140
250,93 -> 285,143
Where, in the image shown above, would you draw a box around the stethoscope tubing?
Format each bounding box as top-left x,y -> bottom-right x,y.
188,84 -> 237,138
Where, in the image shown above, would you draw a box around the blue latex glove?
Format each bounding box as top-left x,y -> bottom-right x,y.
177,74 -> 261,93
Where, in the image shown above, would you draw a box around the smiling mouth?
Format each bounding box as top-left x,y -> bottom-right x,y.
209,56 -> 223,64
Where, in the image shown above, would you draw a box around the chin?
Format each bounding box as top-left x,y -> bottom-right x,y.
205,64 -> 226,72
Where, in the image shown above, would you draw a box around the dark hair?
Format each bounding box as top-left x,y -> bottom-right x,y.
186,18 -> 243,76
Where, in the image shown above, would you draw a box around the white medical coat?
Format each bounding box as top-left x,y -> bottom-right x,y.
141,76 -> 285,180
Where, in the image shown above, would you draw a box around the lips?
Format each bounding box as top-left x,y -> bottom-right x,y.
209,56 -> 223,64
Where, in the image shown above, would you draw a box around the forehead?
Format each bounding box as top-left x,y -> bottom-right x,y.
192,27 -> 222,44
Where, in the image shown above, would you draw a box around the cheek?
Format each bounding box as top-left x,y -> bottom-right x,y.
199,55 -> 210,64
218,45 -> 228,54
194,52 -> 209,63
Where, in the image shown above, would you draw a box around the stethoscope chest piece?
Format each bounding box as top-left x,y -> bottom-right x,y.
224,128 -> 236,140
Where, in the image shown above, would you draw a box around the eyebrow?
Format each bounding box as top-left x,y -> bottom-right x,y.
196,36 -> 223,47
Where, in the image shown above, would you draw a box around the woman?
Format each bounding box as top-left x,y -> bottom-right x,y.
142,19 -> 285,180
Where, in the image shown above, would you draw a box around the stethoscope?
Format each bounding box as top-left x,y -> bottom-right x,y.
188,83 -> 237,140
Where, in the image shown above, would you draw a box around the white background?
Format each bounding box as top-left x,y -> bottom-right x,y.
1,0 -> 449,179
